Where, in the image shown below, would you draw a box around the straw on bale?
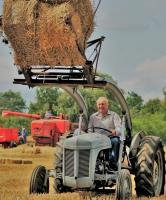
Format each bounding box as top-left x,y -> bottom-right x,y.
3,0 -> 94,69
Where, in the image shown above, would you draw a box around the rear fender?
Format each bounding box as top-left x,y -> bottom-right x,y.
129,131 -> 145,160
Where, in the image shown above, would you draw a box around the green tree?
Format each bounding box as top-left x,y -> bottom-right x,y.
162,87 -> 166,99
143,98 -> 161,114
29,87 -> 59,115
55,91 -> 79,121
160,99 -> 166,120
0,90 -> 26,113
126,91 -> 143,111
0,116 -> 32,135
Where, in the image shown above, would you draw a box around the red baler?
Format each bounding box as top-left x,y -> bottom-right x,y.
31,117 -> 71,146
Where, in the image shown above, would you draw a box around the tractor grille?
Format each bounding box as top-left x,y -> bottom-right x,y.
65,149 -> 74,177
78,150 -> 90,177
64,149 -> 90,178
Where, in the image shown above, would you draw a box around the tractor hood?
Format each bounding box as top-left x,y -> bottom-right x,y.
64,132 -> 111,150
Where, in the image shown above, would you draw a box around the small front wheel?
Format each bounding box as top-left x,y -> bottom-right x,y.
115,169 -> 132,200
29,165 -> 49,194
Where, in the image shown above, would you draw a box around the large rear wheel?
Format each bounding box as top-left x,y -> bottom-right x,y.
135,136 -> 165,197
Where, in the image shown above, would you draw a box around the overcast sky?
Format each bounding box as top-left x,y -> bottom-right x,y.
0,0 -> 166,104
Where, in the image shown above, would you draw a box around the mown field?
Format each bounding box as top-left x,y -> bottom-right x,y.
0,137 -> 165,200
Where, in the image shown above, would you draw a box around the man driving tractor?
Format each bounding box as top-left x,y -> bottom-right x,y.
88,96 -> 121,168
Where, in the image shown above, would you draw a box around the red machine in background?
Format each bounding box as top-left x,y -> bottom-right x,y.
2,110 -> 74,147
0,127 -> 18,148
31,114 -> 71,146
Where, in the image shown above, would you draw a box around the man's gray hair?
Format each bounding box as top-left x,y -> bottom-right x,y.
96,96 -> 109,105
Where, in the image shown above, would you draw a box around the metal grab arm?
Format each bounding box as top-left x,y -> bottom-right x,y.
117,115 -> 126,172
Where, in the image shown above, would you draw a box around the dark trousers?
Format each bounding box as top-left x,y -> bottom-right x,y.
109,137 -> 120,163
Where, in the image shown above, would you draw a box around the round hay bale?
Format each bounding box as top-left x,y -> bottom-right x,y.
3,0 -> 94,68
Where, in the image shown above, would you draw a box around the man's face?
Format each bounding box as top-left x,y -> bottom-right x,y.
97,100 -> 108,115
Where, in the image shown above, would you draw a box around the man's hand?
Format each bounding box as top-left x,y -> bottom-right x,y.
111,129 -> 116,136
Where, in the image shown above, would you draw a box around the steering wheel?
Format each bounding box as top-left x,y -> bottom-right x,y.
87,126 -> 112,134
87,127 -> 120,139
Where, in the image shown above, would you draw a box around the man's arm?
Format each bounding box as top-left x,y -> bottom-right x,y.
112,112 -> 121,136
88,115 -> 94,133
